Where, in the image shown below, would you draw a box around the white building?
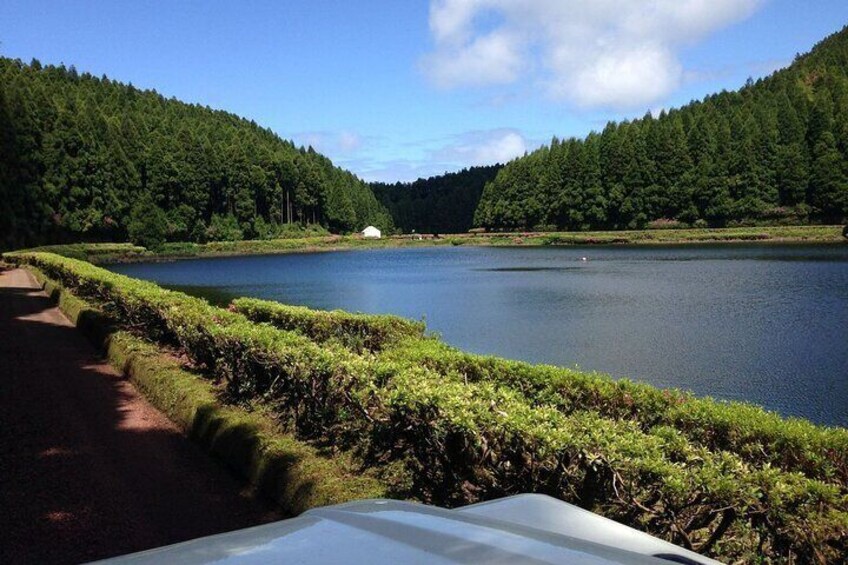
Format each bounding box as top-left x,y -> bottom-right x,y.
362,225 -> 381,239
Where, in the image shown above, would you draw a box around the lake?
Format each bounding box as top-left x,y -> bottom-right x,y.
110,244 -> 848,427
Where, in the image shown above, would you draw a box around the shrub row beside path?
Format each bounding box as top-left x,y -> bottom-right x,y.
0,266 -> 282,562
6,251 -> 847,563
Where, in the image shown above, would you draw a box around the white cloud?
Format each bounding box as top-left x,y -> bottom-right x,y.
421,0 -> 764,108
355,160 -> 457,184
337,130 -> 362,152
350,129 -> 538,183
434,128 -> 528,165
564,43 -> 681,108
421,28 -> 523,87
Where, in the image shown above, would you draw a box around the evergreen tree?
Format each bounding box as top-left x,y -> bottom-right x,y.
472,25 -> 848,230
127,194 -> 168,249
373,165 -> 500,234
0,57 -> 394,250
809,132 -> 848,221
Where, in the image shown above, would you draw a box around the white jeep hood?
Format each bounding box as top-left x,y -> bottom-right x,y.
98,494 -> 720,564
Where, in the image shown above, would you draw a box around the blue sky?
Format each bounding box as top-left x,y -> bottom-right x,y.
1,1 -> 847,182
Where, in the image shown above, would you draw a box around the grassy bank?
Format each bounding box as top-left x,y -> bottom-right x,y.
15,225 -> 845,264
5,249 -> 847,563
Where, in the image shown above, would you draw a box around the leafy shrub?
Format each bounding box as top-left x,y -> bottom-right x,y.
384,338 -> 848,485
272,222 -> 331,239
6,243 -> 147,263
31,268 -> 386,510
368,368 -> 847,561
7,251 -> 848,562
166,204 -> 206,242
206,214 -> 244,242
232,298 -> 425,352
647,218 -> 686,230
127,195 -> 169,250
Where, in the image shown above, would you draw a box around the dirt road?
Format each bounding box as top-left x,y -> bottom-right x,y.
0,267 -> 281,564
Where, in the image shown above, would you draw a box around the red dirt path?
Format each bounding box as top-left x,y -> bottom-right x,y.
0,267 -> 281,564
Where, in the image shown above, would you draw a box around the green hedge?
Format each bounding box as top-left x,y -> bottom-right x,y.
104,332 -> 383,512
232,297 -> 425,352
10,252 -> 371,436
17,243 -> 148,263
8,251 -> 848,562
369,366 -> 847,560
382,338 -> 848,486
25,265 -> 384,513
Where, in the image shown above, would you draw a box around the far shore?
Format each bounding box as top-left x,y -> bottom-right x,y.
15,225 -> 846,265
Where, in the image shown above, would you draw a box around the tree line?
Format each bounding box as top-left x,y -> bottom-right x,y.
371,165 -> 500,234
474,26 -> 848,231
0,58 -> 393,250
3,25 -> 847,251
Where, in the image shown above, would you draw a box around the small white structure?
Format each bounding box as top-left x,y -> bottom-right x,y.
362,225 -> 382,239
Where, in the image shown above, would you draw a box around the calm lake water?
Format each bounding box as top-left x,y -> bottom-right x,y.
110,244 -> 848,427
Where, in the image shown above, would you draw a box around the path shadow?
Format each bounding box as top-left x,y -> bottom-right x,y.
0,273 -> 282,563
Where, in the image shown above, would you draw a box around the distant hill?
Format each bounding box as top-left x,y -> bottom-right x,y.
474,25 -> 848,231
0,58 -> 393,250
372,165 -> 500,234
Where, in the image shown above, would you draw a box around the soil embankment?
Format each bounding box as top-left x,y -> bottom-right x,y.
0,267 -> 281,563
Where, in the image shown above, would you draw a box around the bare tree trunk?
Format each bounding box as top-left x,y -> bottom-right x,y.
285,190 -> 291,224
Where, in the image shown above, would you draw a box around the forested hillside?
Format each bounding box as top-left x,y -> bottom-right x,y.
0,58 -> 393,250
475,26 -> 848,231
371,165 -> 499,233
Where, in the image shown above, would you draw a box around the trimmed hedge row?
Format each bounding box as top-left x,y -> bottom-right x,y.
18,243 -> 148,263
383,338 -> 848,485
8,252 -> 848,562
232,297 -> 425,352
106,332 -> 384,512
230,292 -> 848,487
25,265 -> 385,513
373,367 -> 847,561
14,253 -> 384,432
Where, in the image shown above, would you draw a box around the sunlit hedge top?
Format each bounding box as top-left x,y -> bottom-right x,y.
6,250 -> 847,563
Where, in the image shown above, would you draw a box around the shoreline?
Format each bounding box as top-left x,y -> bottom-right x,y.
7,225 -> 844,265
90,224 -> 845,264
